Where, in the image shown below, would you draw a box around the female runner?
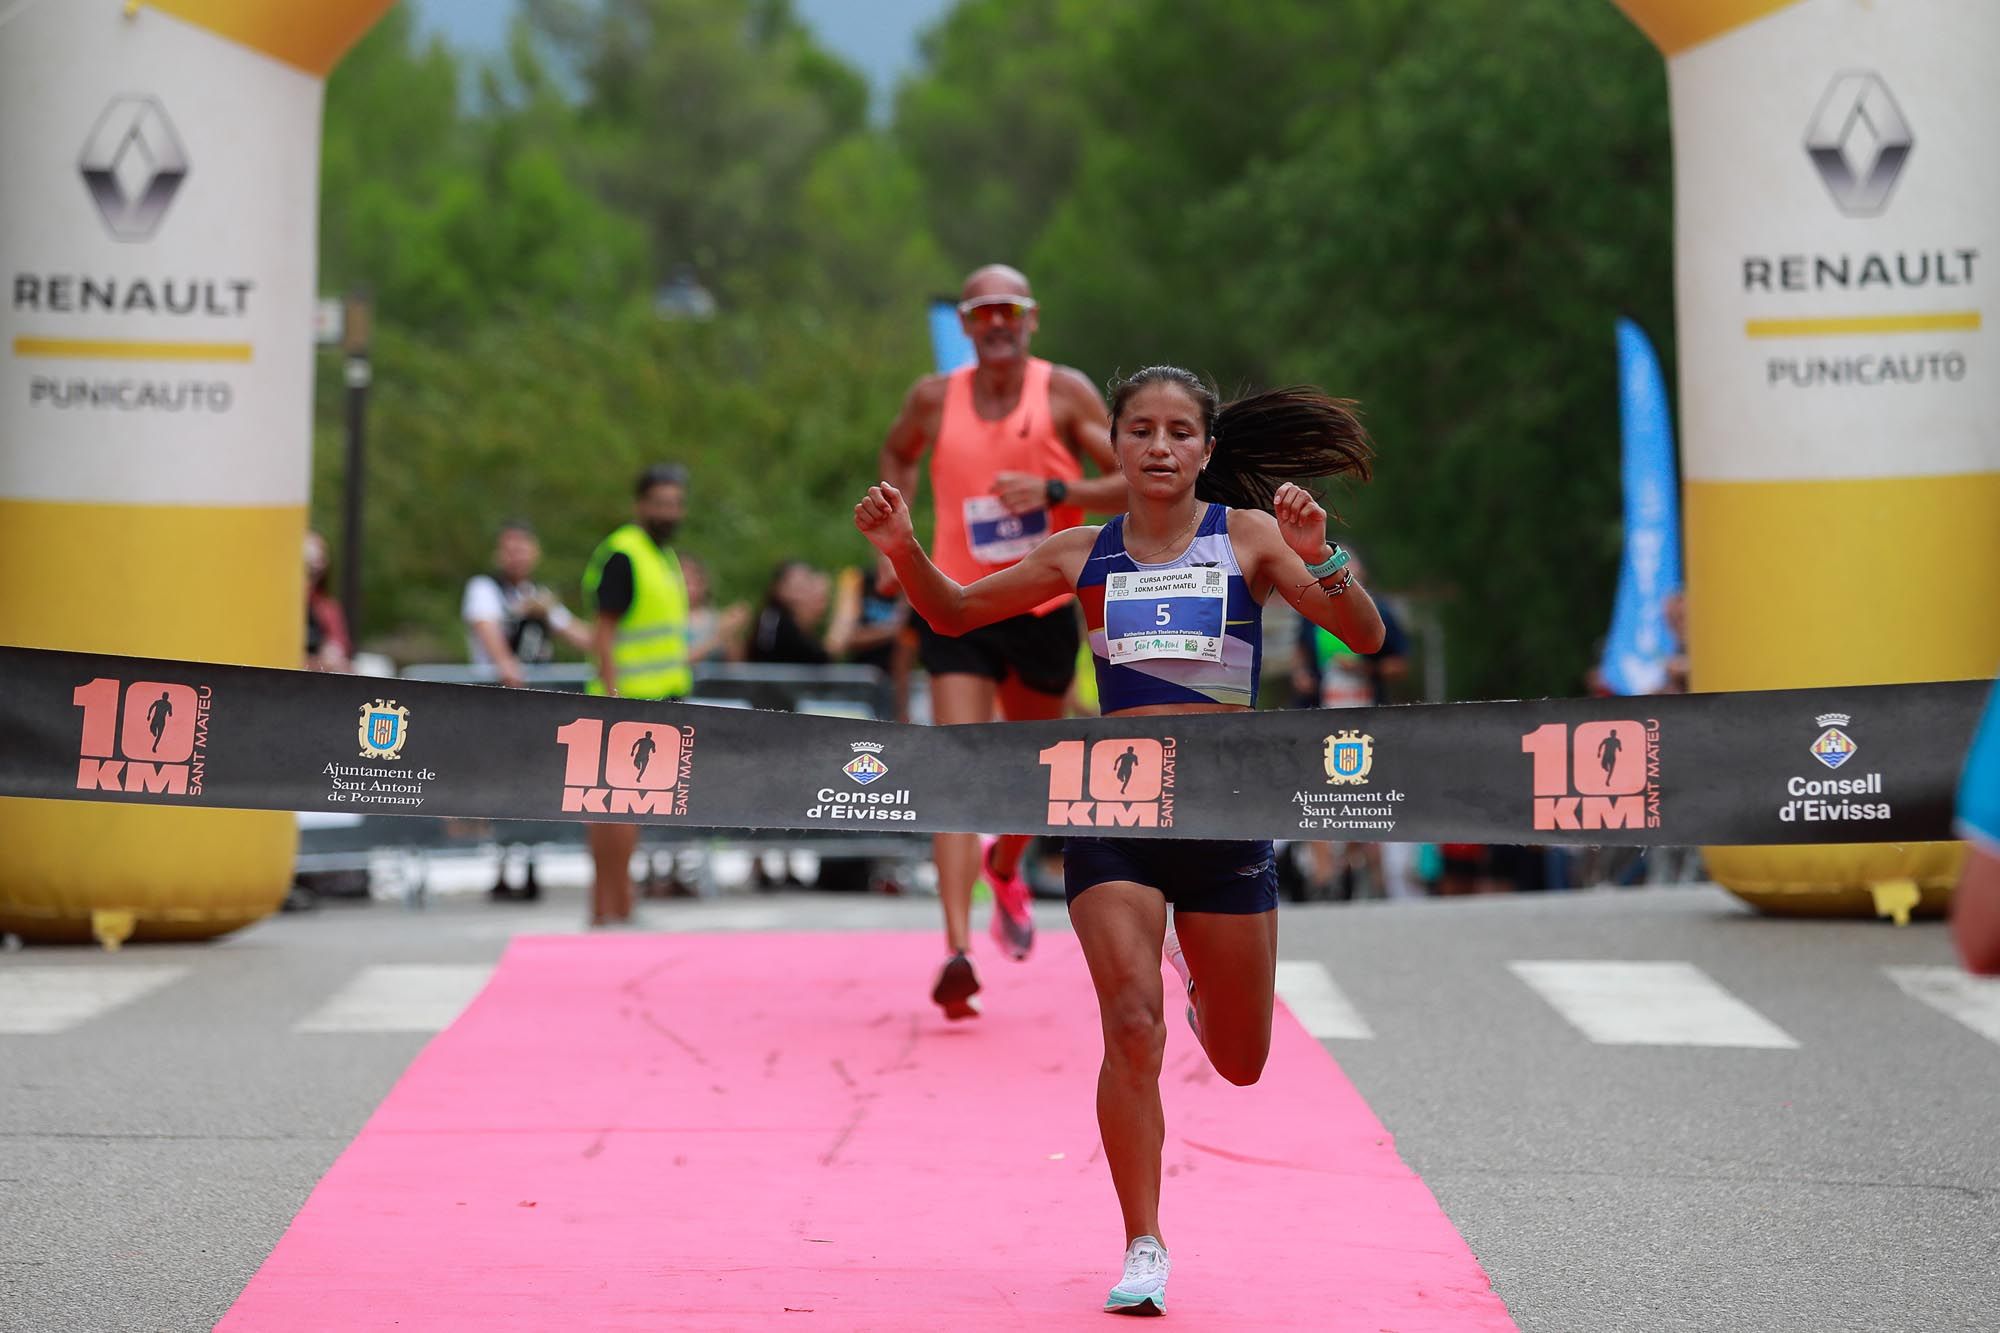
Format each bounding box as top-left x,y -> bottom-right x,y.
855,365 -> 1383,1315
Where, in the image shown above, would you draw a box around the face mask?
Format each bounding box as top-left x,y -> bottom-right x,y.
644,518 -> 680,545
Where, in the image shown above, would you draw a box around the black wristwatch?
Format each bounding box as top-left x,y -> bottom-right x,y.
1044,477 -> 1069,507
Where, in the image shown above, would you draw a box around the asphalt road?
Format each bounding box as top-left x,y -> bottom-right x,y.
3,878 -> 1995,1332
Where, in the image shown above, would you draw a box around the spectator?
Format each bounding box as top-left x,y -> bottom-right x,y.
1291,547 -> 1409,708
579,463 -> 697,926
748,559 -> 858,665
303,530 -> 352,673
1661,590 -> 1691,694
845,562 -> 911,675
843,559 -> 915,721
461,521 -> 592,903
462,521 -> 591,689
680,553 -> 750,665
1436,844 -> 1506,895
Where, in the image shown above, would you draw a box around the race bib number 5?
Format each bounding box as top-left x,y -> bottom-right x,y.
1104,567 -> 1227,663
964,495 -> 1050,565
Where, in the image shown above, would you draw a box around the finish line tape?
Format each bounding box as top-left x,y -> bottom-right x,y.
0,645 -> 1984,846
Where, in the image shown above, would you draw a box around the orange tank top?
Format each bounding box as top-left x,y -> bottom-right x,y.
929,357 -> 1085,615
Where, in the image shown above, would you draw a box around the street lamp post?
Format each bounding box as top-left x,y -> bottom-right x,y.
338,290 -> 372,647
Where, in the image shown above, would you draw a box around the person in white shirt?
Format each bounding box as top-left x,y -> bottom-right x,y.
461,521 -> 592,688
462,521 -> 594,903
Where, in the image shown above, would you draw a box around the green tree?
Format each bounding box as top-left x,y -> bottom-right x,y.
892,0 -> 1121,273
525,0 -> 872,302
895,0 -> 1674,698
319,8 -> 646,332
312,305 -> 930,653
1216,0 -> 1674,698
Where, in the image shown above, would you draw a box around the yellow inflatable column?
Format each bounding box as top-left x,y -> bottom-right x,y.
1611,0 -> 2000,915
0,0 -> 391,945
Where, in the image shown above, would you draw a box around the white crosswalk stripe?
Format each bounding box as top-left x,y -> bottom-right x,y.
19,949 -> 2000,1056
1275,960 -> 1374,1039
295,963 -> 495,1034
0,965 -> 189,1034
1509,960 -> 1799,1048
1883,966 -> 2000,1046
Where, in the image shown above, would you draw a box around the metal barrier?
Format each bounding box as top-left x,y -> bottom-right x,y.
398,660 -> 896,719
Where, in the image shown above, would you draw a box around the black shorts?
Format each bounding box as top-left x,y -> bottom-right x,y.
1064,837 -> 1279,915
916,604 -> 1080,698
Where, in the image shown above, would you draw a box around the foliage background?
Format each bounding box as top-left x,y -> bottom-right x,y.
313,0 -> 1673,697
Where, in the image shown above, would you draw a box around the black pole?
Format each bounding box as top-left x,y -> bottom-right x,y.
338,292 -> 372,646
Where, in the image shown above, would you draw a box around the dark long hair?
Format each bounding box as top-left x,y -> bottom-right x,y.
1107,366 -> 1373,512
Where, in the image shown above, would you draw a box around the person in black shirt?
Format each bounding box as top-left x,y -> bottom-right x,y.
749,559 -> 858,665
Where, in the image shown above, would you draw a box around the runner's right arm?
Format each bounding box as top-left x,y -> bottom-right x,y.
877,374 -> 947,511
855,483 -> 1088,635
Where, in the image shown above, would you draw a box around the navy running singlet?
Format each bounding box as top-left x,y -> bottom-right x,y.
1076,504 -> 1262,712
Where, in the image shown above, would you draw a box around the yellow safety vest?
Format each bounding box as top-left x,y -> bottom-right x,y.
582,524 -> 691,700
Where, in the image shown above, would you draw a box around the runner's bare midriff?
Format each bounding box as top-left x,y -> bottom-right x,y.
1102,702 -> 1250,718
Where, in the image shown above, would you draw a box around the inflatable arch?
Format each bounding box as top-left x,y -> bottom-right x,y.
1,0 -> 1992,944
0,1 -> 395,945
1612,0 -> 2000,916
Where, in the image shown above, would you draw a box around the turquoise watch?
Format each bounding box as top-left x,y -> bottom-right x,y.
1304,544 -> 1350,581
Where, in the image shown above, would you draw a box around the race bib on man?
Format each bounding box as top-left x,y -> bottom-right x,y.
963,496 -> 1050,565
1104,567 -> 1227,663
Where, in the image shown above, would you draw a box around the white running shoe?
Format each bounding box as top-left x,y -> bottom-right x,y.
1163,912 -> 1198,1042
1104,1234 -> 1170,1315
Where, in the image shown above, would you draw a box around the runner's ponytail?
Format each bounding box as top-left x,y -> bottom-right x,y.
1108,367 -> 1373,513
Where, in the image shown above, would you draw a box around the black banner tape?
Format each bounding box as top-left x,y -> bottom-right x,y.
0,646 -> 1984,846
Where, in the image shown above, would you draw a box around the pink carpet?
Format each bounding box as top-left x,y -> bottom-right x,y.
221,931 -> 1514,1331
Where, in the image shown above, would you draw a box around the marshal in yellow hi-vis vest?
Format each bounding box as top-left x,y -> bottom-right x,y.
582,525 -> 693,701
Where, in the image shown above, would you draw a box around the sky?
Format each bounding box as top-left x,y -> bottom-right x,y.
409,0 -> 955,119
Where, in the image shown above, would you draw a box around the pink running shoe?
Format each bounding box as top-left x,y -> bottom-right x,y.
985,839 -> 1035,961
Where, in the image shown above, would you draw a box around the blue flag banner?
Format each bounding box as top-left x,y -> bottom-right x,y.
1600,318 -> 1684,696
928,297 -> 975,373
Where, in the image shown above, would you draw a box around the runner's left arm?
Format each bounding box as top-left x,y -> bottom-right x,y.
1233,487 -> 1385,653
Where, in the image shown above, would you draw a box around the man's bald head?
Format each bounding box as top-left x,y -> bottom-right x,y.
958,264 -> 1038,368
961,264 -> 1033,301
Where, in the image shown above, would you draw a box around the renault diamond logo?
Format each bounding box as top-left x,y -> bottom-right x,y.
1804,72 -> 1912,217
79,96 -> 189,241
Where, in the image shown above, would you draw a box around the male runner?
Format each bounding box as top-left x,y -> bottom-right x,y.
878,264 -> 1125,1017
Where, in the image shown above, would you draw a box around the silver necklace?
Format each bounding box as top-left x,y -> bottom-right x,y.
1126,505 -> 1202,563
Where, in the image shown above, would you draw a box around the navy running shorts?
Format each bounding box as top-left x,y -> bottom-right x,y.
916,604 -> 1079,698
1063,837 -> 1278,915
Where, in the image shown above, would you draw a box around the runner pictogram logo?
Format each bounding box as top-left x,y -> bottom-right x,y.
72,676 -> 211,796
1039,737 -> 1176,828
555,717 -> 695,816
1520,719 -> 1660,831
